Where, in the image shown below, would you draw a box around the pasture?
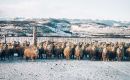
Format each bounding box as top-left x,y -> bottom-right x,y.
0,37 -> 130,80
0,60 -> 130,80
1,37 -> 130,44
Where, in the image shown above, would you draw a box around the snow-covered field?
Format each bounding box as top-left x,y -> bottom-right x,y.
0,60 -> 130,80
71,24 -> 130,34
1,37 -> 130,44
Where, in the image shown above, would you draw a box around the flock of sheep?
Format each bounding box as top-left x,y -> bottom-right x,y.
0,40 -> 130,61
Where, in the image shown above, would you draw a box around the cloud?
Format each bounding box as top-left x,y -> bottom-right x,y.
0,0 -> 130,21
0,10 -> 3,17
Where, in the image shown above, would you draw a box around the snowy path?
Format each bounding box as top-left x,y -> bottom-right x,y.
0,60 -> 130,80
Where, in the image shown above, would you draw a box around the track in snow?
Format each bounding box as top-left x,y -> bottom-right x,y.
0,60 -> 130,80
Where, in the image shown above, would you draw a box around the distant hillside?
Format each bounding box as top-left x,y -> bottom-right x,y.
0,18 -> 130,37
0,18 -> 71,37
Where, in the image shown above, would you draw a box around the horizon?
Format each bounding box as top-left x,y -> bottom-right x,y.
0,17 -> 129,22
0,0 -> 130,21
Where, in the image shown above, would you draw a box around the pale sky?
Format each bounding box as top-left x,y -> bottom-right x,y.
0,0 -> 130,21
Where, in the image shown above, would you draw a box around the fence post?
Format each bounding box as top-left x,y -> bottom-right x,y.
33,26 -> 37,47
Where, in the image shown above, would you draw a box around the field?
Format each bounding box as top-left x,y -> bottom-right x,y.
0,37 -> 130,80
0,60 -> 130,80
1,37 -> 130,44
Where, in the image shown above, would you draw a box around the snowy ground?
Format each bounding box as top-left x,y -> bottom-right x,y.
1,37 -> 130,44
0,60 -> 130,80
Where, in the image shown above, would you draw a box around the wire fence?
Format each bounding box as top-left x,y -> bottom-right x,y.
1,37 -> 130,44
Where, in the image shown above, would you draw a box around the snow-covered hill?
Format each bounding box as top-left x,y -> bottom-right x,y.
70,19 -> 130,37
0,18 -> 130,37
0,18 -> 72,37
71,24 -> 130,35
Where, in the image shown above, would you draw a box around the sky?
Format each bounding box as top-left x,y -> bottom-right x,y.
0,0 -> 130,21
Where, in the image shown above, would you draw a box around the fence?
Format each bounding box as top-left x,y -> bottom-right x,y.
1,37 -> 130,44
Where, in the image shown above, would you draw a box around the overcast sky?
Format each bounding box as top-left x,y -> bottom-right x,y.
0,0 -> 130,21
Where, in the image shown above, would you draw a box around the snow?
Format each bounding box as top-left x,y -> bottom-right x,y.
45,26 -> 71,36
0,60 -> 130,80
1,37 -> 130,44
71,24 -> 130,34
